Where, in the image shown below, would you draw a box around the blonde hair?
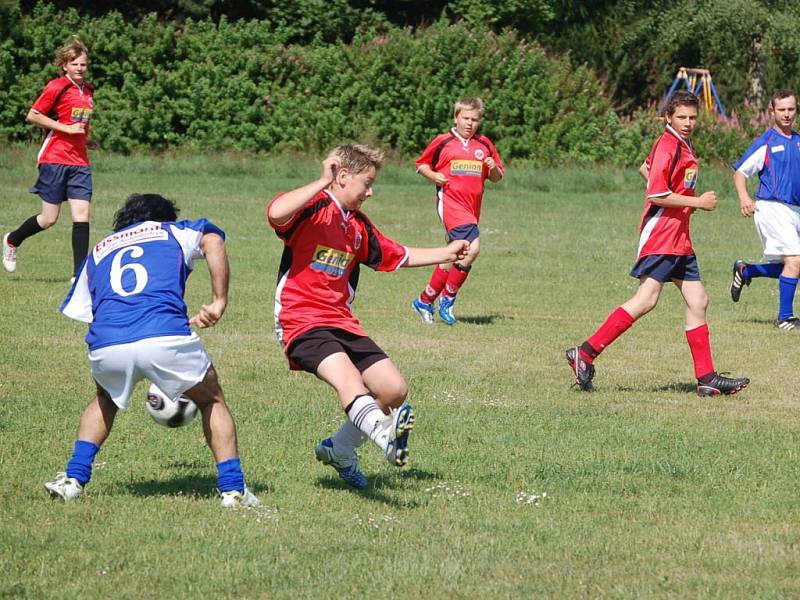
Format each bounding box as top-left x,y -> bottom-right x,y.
331,144 -> 385,174
54,37 -> 89,69
453,96 -> 485,119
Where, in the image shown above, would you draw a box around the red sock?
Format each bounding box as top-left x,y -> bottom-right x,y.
685,323 -> 715,380
443,265 -> 470,298
420,265 -> 450,304
584,307 -> 636,361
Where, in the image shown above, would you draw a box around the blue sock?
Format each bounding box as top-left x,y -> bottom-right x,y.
65,440 -> 100,485
217,457 -> 245,493
746,263 -> 783,279
778,275 -> 798,320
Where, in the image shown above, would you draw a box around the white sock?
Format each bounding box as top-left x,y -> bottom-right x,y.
330,419 -> 368,456
347,394 -> 390,451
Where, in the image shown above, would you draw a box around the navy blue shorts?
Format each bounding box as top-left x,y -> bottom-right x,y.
630,254 -> 701,282
30,164 -> 92,204
447,223 -> 480,243
287,327 -> 388,374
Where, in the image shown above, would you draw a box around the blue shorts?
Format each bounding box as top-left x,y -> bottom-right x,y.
630,255 -> 701,282
447,223 -> 480,243
30,164 -> 92,204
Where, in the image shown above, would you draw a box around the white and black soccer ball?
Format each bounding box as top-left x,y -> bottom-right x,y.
145,383 -> 198,428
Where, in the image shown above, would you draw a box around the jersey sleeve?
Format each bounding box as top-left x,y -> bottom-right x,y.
486,138 -> 505,176
61,260 -> 93,323
732,137 -> 768,178
169,219 -> 226,269
645,138 -> 674,198
357,214 -> 409,271
415,136 -> 442,172
30,80 -> 60,115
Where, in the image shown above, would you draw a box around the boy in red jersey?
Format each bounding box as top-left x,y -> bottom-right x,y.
411,96 -> 504,325
3,37 -> 95,279
565,91 -> 749,397
268,144 -> 468,489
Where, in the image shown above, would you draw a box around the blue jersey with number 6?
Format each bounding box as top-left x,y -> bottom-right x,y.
61,219 -> 225,350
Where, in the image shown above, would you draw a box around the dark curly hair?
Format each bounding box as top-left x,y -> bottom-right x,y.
664,90 -> 700,116
112,194 -> 179,231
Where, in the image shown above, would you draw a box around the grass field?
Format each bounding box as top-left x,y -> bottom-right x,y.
1,146 -> 799,598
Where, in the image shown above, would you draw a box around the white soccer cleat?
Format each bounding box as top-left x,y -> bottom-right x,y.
3,233 -> 17,273
44,472 -> 83,501
219,487 -> 260,508
385,404 -> 415,467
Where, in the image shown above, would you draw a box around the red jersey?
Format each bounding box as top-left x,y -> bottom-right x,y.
415,129 -> 504,230
31,76 -> 94,166
269,190 -> 409,354
637,125 -> 698,259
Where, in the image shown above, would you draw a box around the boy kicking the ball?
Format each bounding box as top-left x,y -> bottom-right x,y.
411,96 -> 504,325
565,91 -> 749,397
268,145 -> 468,489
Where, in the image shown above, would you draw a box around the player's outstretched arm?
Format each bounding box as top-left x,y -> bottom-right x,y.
638,161 -> 650,182
404,240 -> 469,268
268,155 -> 339,226
190,233 -> 228,329
649,191 -> 717,212
485,157 -> 503,183
733,170 -> 757,217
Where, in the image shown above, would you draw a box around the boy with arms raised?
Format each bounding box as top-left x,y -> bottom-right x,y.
566,91 -> 749,397
411,96 -> 504,325
268,145 -> 468,489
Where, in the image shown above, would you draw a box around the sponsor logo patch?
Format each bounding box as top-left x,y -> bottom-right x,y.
70,107 -> 92,123
474,149 -> 485,160
311,245 -> 354,277
93,223 -> 168,263
684,168 -> 697,189
771,144 -> 785,153
450,159 -> 483,177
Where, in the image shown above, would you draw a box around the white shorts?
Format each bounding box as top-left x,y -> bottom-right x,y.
754,200 -> 800,261
89,334 -> 211,409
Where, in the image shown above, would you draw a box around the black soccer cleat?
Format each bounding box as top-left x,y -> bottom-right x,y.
566,347 -> 595,392
730,260 -> 751,303
775,316 -> 800,331
696,373 -> 750,397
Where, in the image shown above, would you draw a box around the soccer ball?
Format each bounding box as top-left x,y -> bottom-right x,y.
145,383 -> 198,428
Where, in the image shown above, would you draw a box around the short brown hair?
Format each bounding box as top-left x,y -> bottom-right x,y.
664,90 -> 699,116
331,144 -> 385,175
54,37 -> 89,69
770,89 -> 797,109
454,97 -> 485,119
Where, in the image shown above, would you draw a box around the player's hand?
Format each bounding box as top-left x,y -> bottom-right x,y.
321,154 -> 342,185
190,299 -> 226,329
484,157 -> 497,171
64,122 -> 85,135
87,139 -> 100,150
697,191 -> 717,212
739,196 -> 757,218
445,240 -> 470,262
431,171 -> 448,186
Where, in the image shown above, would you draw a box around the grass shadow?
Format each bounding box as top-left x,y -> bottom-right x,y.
315,467 -> 441,508
126,474 -> 272,498
458,313 -> 509,325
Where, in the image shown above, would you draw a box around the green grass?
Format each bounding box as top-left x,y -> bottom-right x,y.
1,147 -> 799,598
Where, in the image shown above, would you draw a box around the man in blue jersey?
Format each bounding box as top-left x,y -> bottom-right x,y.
45,193 -> 259,507
730,90 -> 800,330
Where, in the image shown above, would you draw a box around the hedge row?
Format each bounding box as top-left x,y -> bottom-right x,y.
0,3 -> 773,165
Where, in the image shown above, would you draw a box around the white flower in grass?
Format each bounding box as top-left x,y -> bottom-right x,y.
515,491 -> 547,506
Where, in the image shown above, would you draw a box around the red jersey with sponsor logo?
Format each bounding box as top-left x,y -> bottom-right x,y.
31,76 -> 94,166
637,126 -> 698,259
416,129 -> 504,230
269,190 -> 409,353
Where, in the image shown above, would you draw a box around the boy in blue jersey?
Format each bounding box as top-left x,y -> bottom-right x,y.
730,90 -> 800,330
45,193 -> 259,507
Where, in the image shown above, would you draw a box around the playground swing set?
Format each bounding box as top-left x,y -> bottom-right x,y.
662,67 -> 726,117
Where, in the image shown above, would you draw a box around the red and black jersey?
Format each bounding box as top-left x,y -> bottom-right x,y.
638,125 -> 699,259
268,190 -> 409,353
31,75 -> 94,166
416,129 -> 504,230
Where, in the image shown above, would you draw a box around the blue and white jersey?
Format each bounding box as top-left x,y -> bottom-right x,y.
61,219 -> 225,350
732,128 -> 800,206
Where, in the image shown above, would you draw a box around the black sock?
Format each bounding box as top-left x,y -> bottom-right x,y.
72,222 -> 90,276
8,215 -> 44,247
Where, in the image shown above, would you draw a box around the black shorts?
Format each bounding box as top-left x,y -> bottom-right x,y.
630,254 -> 701,282
287,327 -> 388,374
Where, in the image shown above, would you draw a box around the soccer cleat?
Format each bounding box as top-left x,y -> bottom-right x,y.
565,347 -> 595,392
219,487 -> 260,508
44,472 -> 83,501
438,295 -> 457,325
3,233 -> 17,273
385,404 -> 415,467
315,438 -> 368,490
411,298 -> 435,324
730,260 -> 751,302
696,373 -> 750,397
775,317 -> 800,331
